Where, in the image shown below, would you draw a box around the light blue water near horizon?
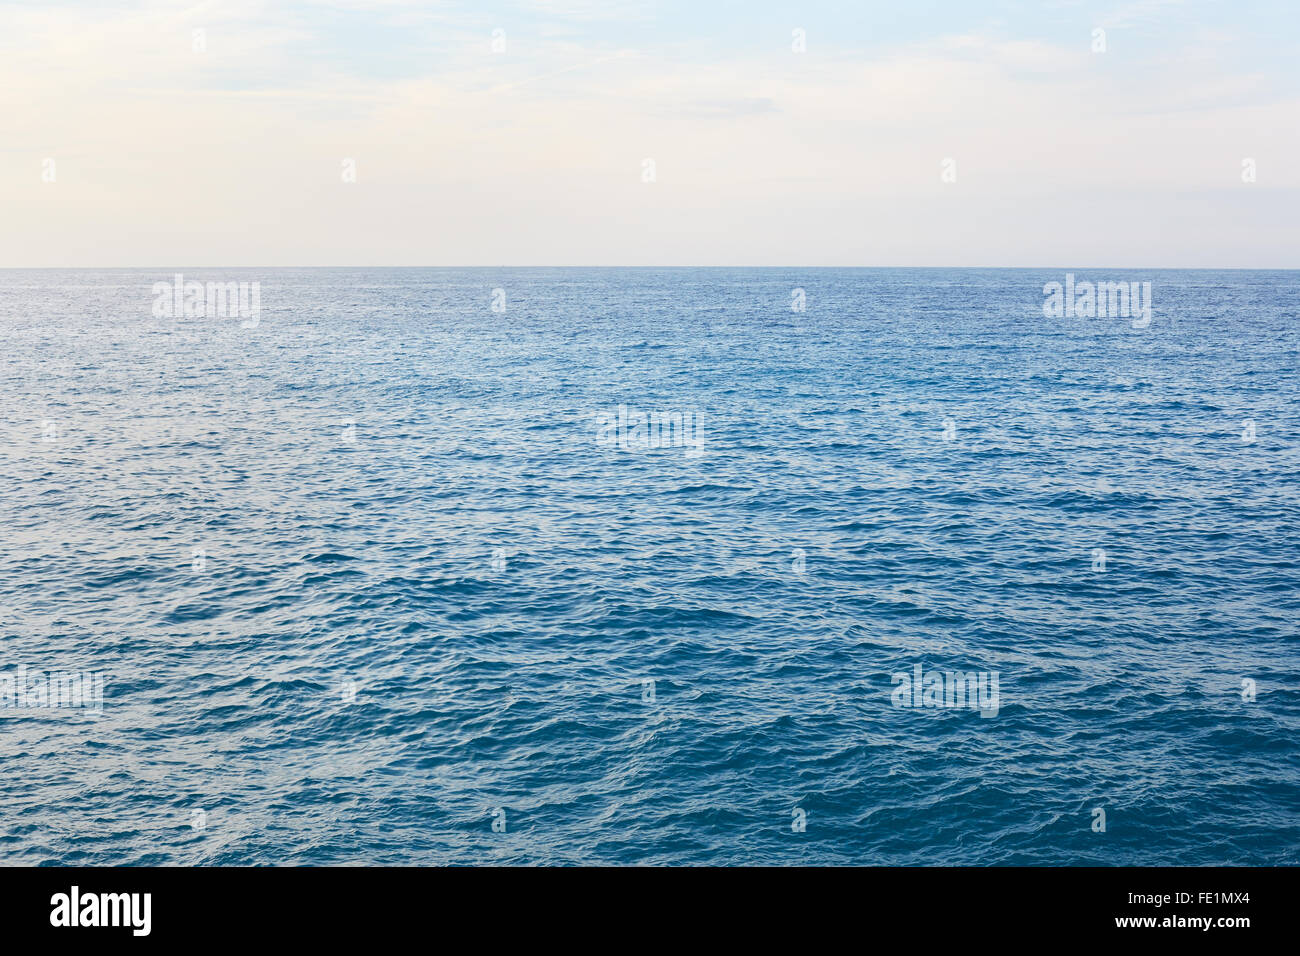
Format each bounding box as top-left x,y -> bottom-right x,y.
1,267 -> 1297,865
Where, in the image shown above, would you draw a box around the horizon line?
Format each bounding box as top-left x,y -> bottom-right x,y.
3,264 -> 1298,272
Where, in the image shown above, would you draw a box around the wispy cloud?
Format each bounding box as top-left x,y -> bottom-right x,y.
1,0 -> 1295,266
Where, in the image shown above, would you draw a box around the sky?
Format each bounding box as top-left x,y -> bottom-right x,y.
1,0 -> 1297,267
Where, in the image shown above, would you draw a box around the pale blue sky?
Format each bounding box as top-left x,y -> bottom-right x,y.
2,0 -> 1296,266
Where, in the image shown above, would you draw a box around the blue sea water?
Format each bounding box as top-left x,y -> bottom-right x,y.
1,267 -> 1297,866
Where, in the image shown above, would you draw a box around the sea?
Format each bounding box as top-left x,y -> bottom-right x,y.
1,267 -> 1296,865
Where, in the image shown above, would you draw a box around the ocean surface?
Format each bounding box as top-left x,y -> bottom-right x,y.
1,267 -> 1297,866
